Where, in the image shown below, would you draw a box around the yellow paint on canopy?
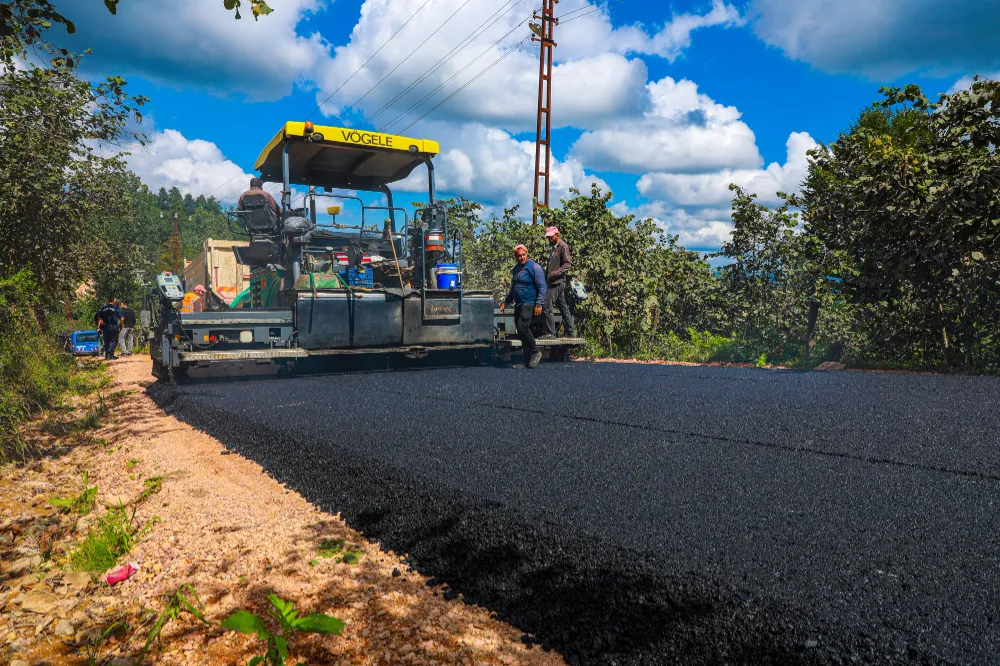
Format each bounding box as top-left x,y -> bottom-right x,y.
254,122 -> 439,171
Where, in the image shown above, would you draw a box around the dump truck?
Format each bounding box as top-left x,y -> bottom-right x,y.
182,239 -> 251,306
144,122 -> 583,381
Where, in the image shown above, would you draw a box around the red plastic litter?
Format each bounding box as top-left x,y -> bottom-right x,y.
105,562 -> 139,586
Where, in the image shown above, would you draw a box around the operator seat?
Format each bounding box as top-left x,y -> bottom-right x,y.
238,193 -> 281,237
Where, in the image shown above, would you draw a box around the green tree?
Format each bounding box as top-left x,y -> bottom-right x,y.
797,79 -> 1000,369
0,55 -> 146,311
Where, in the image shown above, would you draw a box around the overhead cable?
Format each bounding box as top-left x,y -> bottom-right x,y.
399,35 -> 532,134
365,0 -> 523,127
337,0 -> 481,129
380,17 -> 532,133
305,0 -> 436,122
558,0 -> 629,24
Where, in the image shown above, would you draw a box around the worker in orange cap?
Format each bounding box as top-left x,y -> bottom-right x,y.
500,244 -> 546,368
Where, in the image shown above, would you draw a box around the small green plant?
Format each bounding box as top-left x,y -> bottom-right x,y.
317,538 -> 363,564
222,594 -> 344,666
127,458 -> 140,470
84,619 -> 129,666
48,471 -> 98,514
138,476 -> 163,503
137,584 -> 212,665
317,538 -> 344,558
308,559 -> 318,568
755,352 -> 768,368
69,503 -> 140,572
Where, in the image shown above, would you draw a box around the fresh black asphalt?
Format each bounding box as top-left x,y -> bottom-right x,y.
150,361 -> 1000,665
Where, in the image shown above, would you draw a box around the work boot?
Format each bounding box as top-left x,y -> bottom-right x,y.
527,350 -> 542,368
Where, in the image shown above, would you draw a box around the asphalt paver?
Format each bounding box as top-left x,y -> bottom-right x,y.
151,362 -> 1000,665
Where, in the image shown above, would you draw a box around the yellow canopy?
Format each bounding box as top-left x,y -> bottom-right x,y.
254,122 -> 440,191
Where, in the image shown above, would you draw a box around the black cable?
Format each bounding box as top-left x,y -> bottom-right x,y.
380,17 -> 532,133
338,0 -> 480,130
365,0 -> 523,128
304,0 -> 435,122
399,35 -> 532,134
558,0 -> 630,24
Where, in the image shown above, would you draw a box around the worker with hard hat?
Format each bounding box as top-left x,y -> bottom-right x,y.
181,284 -> 207,314
500,244 -> 546,368
541,226 -> 576,338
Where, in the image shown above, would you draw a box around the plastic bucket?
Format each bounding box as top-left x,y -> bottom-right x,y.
436,263 -> 459,289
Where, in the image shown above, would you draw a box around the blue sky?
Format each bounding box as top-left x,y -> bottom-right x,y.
57,0 -> 1000,250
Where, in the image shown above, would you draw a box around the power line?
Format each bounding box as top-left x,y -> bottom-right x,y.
380,16 -> 533,133
399,35 -> 532,134
305,0 -> 435,122
337,0 -> 480,130
365,0 -> 523,128
558,0 -> 630,24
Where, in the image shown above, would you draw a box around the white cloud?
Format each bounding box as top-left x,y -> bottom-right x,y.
394,121 -> 608,214
570,76 -> 761,174
312,0 -> 740,132
119,129 -> 256,203
558,0 -> 743,62
60,0 -> 329,100
752,0 -> 1000,79
948,71 -> 1000,94
612,200 -> 733,250
637,131 -> 816,207
611,131 -> 816,251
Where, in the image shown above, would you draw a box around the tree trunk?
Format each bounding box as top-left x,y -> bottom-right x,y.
805,300 -> 821,360
939,301 -> 950,370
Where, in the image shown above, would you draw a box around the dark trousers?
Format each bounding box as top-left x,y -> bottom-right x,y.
544,282 -> 575,336
514,303 -> 537,358
103,327 -> 119,359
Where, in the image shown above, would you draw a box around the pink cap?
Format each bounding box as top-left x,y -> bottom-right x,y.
513,244 -> 527,253
194,284 -> 206,293
545,226 -> 559,238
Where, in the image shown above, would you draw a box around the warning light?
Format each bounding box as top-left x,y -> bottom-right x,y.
327,205 -> 341,216
304,121 -> 314,134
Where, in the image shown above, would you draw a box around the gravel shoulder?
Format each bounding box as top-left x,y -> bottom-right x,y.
0,356 -> 565,666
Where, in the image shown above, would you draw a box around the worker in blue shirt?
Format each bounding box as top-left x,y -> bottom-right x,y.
500,244 -> 547,368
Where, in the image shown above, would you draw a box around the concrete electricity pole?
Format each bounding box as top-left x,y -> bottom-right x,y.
530,0 -> 558,225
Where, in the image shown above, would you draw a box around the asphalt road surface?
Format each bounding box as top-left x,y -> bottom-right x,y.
151,361 -> 1000,665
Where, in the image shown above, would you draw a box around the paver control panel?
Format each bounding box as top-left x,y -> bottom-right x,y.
156,272 -> 184,301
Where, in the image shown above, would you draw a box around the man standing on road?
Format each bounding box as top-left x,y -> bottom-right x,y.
96,297 -> 122,360
500,244 -> 546,368
119,302 -> 136,356
541,226 -> 576,339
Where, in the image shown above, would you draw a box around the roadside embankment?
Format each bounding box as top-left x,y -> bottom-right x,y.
1,356 -> 565,666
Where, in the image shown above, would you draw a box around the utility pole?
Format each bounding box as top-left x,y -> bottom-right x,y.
530,0 -> 558,225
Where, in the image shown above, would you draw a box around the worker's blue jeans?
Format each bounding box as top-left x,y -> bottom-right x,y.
515,304 -> 537,358
103,327 -> 119,359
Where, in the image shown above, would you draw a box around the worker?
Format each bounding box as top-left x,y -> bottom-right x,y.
96,297 -> 122,360
541,226 -> 576,339
238,177 -> 280,221
181,285 -> 206,314
119,302 -> 136,357
499,244 -> 546,368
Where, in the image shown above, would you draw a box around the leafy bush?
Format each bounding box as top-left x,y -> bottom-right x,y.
0,270 -> 78,460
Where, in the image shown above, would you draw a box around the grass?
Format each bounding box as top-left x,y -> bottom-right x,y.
48,471 -> 98,514
317,538 -> 363,564
69,504 -> 140,572
127,458 -> 140,470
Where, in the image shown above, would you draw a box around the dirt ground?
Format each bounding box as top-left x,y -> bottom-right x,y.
0,356 -> 566,666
